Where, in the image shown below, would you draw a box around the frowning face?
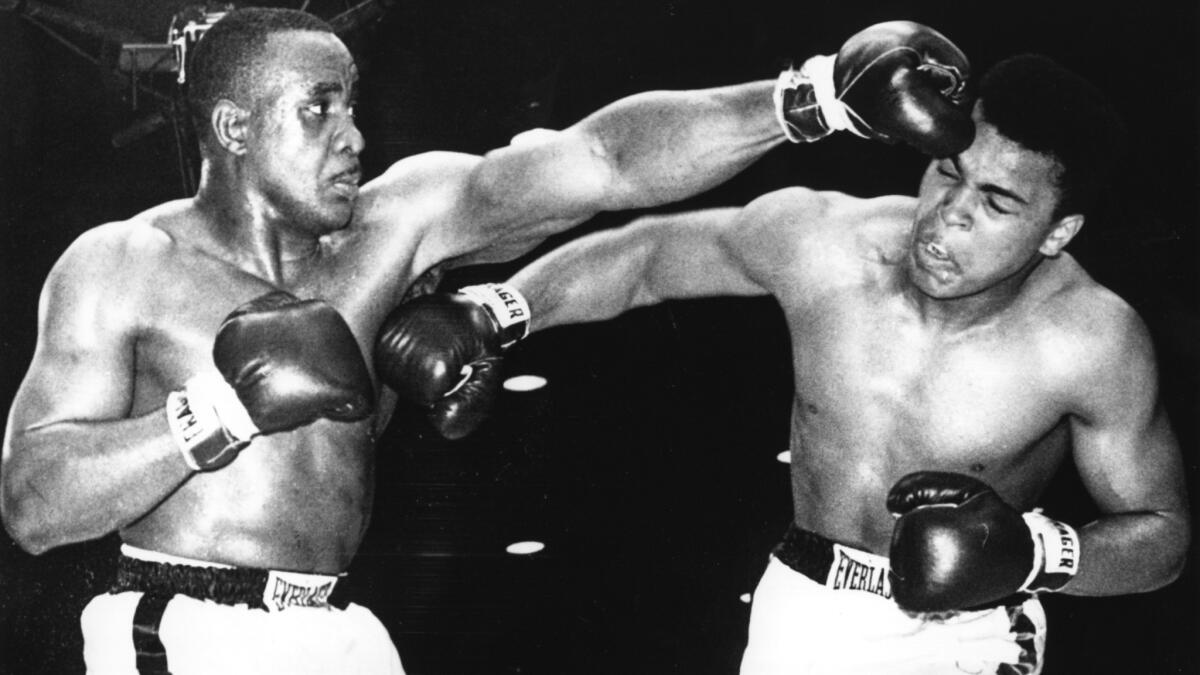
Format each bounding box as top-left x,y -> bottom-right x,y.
907,113 -> 1070,301
240,30 -> 364,235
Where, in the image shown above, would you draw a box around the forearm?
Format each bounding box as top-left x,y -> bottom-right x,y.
511,228 -> 657,333
1,409 -> 191,554
577,81 -> 784,209
1065,510 -> 1191,595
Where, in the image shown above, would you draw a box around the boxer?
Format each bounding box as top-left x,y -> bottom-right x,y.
383,53 -> 1190,674
0,8 -> 970,674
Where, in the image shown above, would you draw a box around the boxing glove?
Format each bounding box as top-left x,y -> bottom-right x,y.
374,283 -> 530,440
166,291 -> 375,471
887,471 -> 1080,612
775,20 -> 973,157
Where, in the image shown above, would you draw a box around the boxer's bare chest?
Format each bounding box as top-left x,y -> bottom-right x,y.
782,288 -> 1070,549
121,235 -> 405,570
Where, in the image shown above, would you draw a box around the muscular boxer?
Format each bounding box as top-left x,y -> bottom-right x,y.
382,54 -> 1190,674
0,8 -> 957,674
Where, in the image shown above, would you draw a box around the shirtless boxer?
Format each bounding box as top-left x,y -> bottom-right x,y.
0,8 -> 974,675
381,54 -> 1190,674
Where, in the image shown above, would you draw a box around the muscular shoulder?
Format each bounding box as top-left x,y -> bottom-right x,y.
352,151 -> 485,273
1029,257 -> 1154,403
728,187 -> 915,289
357,151 -> 492,230
43,206 -> 184,324
52,213 -> 174,288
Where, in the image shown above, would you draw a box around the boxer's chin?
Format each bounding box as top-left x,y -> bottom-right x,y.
906,260 -> 967,300
309,198 -> 356,233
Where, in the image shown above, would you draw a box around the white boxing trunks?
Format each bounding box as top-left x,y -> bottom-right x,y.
740,525 -> 1046,675
80,545 -> 405,675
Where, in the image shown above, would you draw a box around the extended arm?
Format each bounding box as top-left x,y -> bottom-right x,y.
375,206 -> 768,439
404,20 -> 973,272
512,207 -> 768,333
373,187 -> 845,439
406,81 -> 784,272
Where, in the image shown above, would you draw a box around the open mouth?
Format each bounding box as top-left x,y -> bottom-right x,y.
914,240 -> 958,279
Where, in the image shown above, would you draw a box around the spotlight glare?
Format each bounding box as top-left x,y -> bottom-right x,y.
503,375 -> 548,392
739,593 -> 752,604
776,451 -> 791,464
506,540 -> 546,555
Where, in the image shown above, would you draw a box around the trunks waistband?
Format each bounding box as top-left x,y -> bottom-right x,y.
111,544 -> 351,612
772,524 -> 893,599
772,524 -> 1027,609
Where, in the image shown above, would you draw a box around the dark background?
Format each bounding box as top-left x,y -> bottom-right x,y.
1,1 -> 1196,673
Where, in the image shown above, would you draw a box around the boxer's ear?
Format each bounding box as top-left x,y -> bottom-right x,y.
1039,214 -> 1083,257
212,99 -> 249,156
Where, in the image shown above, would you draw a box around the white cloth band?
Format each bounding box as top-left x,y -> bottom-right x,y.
187,373 -> 259,441
772,68 -> 809,143
121,543 -> 236,568
166,373 -> 258,470
1021,511 -> 1080,591
459,283 -> 531,344
803,54 -> 868,138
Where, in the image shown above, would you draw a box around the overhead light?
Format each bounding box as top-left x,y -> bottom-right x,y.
503,375 -> 548,392
739,593 -> 752,604
505,540 -> 545,555
775,451 -> 791,464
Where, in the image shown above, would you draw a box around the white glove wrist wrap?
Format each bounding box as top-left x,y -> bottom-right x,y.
803,54 -> 867,138
459,283 -> 531,348
1021,511 -> 1080,592
166,373 -> 258,471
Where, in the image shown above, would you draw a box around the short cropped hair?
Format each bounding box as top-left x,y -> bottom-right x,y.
977,54 -> 1126,219
186,7 -> 334,145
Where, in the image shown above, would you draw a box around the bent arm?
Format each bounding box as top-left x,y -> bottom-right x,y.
1,235 -> 192,554
413,81 -> 784,269
1063,311 -> 1191,595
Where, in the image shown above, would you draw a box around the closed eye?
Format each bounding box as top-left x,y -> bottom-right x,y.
986,198 -> 1014,215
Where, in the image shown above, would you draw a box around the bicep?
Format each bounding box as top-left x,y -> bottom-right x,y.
635,208 -> 768,303
7,257 -> 135,441
616,188 -> 832,304
1068,324 -> 1187,517
375,148 -> 602,277
509,207 -> 767,332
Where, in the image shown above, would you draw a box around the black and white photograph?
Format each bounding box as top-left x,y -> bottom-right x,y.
0,1 -> 1195,673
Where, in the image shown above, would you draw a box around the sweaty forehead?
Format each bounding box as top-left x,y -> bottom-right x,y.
961,120 -> 1062,199
252,30 -> 357,96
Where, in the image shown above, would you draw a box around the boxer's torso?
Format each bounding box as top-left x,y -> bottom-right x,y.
114,194 -> 425,573
764,198 -> 1097,555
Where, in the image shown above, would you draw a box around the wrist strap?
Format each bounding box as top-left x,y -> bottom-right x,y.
166,374 -> 257,471
459,283 -> 531,349
1021,511 -> 1080,592
803,54 -> 867,138
774,55 -> 869,143
773,67 -> 816,143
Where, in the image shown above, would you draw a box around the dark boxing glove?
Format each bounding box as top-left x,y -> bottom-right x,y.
887,471 -> 1080,613
166,291 -> 375,471
775,20 -> 973,157
374,283 -> 530,440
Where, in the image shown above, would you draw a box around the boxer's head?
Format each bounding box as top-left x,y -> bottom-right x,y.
906,55 -> 1126,301
188,8 -> 362,231
187,8 -> 336,150
974,54 -> 1126,221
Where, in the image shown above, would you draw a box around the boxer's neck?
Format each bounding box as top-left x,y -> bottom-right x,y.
193,162 -> 324,284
